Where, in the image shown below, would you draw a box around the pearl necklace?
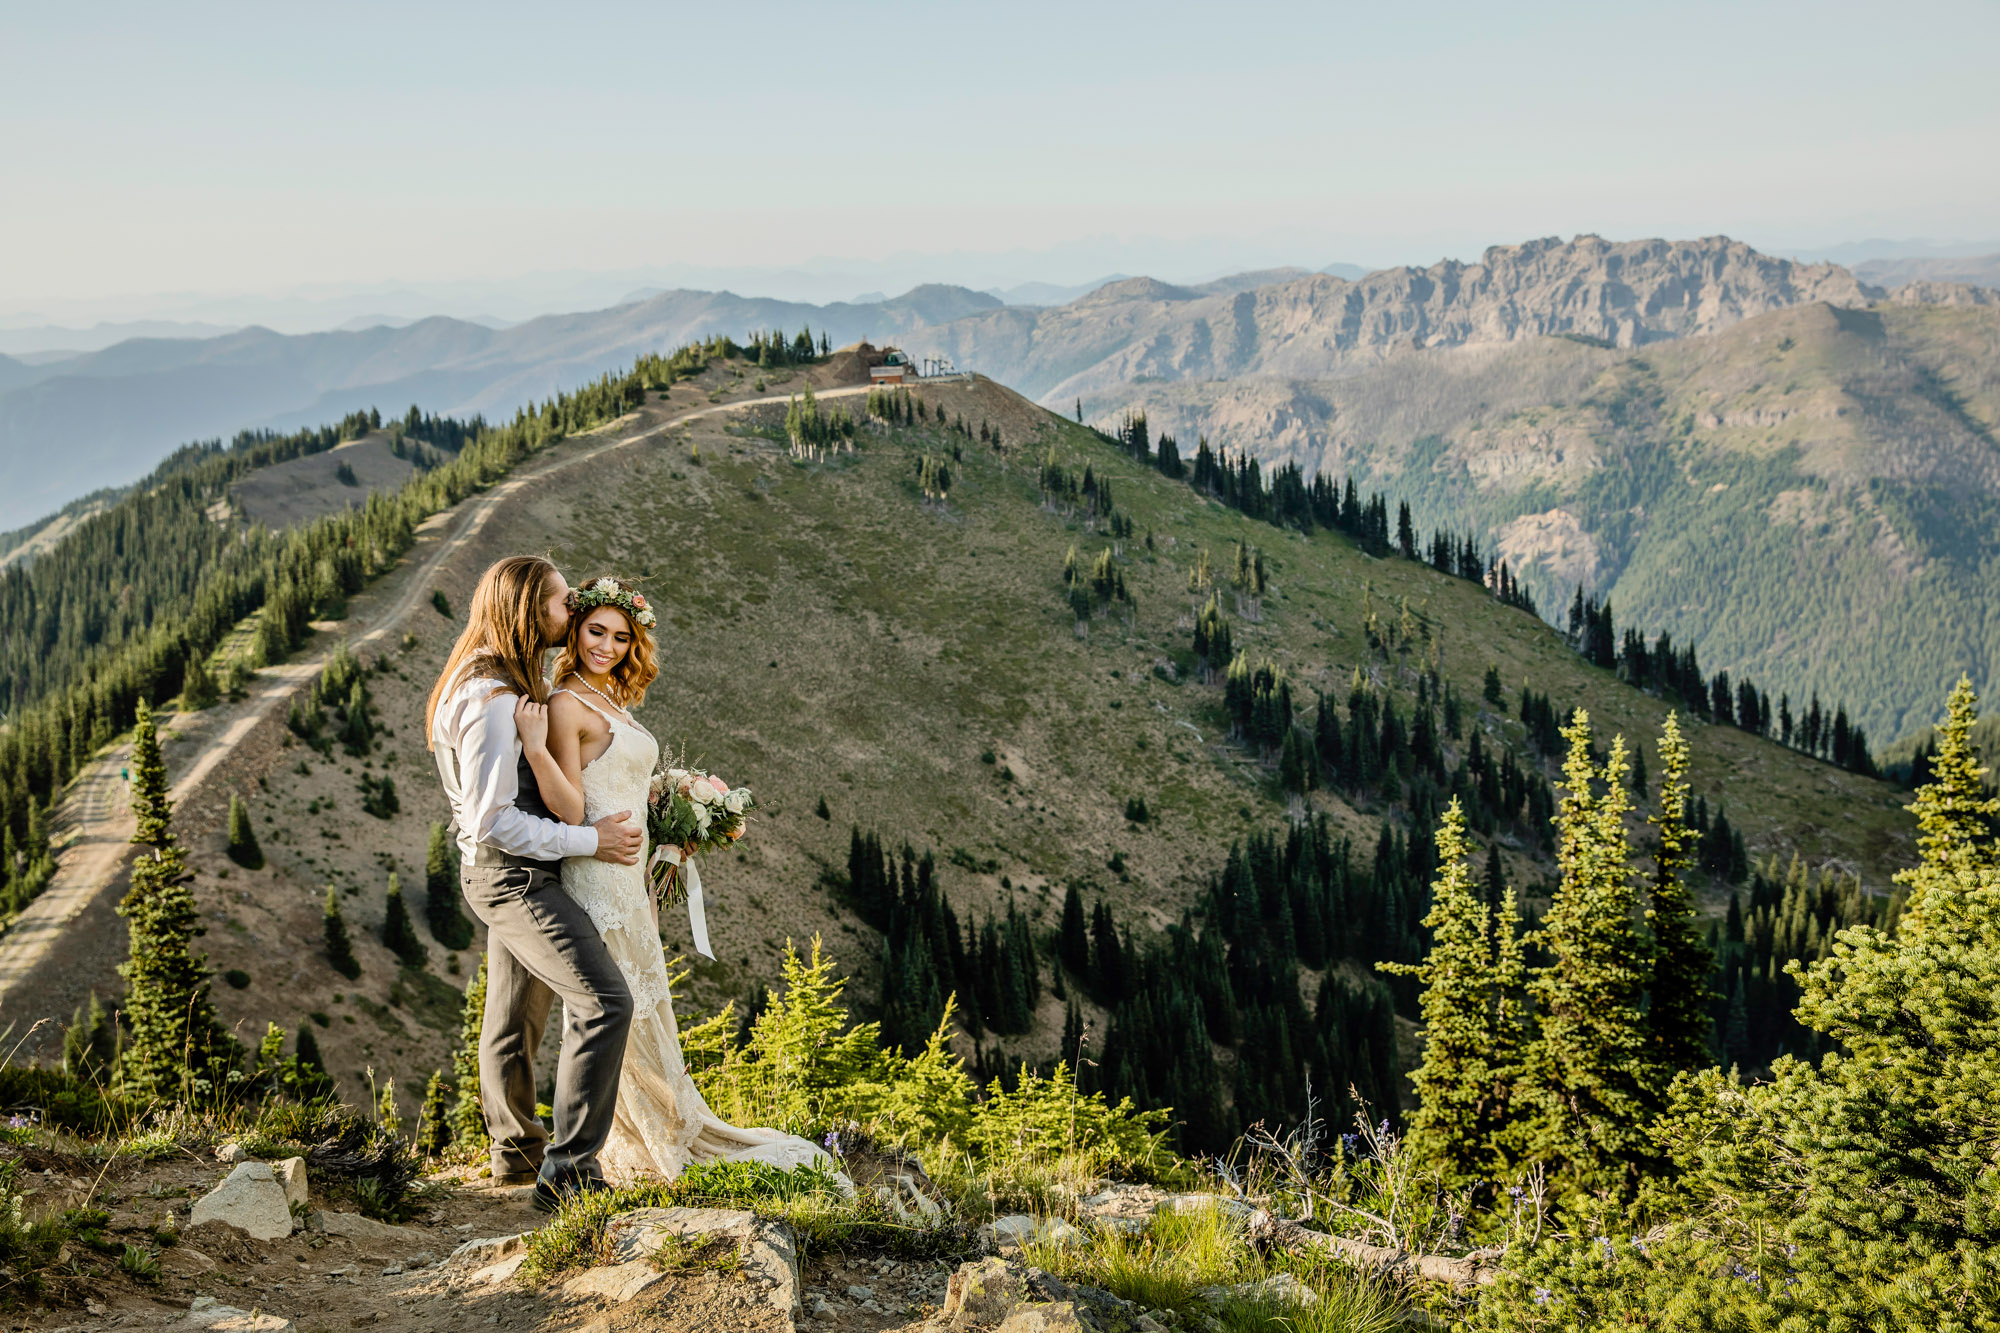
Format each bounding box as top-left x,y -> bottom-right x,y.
571,674 -> 631,724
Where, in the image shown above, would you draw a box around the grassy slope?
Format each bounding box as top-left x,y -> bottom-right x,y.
1116,302 -> 2000,745
201,362 -> 1915,1115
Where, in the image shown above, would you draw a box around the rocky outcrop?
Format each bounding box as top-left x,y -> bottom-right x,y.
914,234 -> 1890,403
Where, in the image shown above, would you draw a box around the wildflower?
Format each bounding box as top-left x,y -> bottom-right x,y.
1630,1235 -> 1649,1258
1533,1287 -> 1552,1306
1596,1235 -> 1615,1262
823,1131 -> 841,1155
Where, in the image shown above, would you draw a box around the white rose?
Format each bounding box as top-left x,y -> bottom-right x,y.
693,804 -> 713,834
668,768 -> 690,783
724,789 -> 749,815
690,778 -> 718,804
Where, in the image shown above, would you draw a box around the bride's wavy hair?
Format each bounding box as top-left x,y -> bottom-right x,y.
426,555 -> 562,747
553,575 -> 659,707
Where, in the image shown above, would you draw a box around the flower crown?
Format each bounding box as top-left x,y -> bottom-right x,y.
567,577 -> 656,630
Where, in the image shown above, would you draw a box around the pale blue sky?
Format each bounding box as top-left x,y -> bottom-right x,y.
4,0 -> 1997,321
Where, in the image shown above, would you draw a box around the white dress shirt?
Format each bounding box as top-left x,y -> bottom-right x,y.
431,665 -> 599,866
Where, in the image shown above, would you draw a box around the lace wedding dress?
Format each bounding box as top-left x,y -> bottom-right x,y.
556,688 -> 837,1184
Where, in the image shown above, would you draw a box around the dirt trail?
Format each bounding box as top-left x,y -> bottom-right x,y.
0,385 -> 870,1040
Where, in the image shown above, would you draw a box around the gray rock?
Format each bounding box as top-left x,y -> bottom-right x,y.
604,1206 -> 800,1318
274,1157 -> 308,1214
468,1253 -> 526,1286
184,1298 -> 294,1331
845,1284 -> 875,1300
982,1214 -> 1085,1248
189,1162 -> 293,1241
1202,1271 -> 1319,1308
316,1210 -> 429,1247
564,1259 -> 667,1303
448,1233 -> 527,1267
214,1142 -> 249,1165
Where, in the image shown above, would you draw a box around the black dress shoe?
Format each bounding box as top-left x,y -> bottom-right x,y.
530,1173 -> 613,1214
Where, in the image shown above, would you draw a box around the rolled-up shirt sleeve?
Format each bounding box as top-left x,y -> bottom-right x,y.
444,680 -> 599,863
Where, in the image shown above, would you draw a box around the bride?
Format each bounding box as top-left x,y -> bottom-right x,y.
515,575 -> 836,1184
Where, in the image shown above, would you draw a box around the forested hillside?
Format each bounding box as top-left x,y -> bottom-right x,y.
1113,300 -> 2000,747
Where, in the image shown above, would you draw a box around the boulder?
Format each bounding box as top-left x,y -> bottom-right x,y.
188,1163 -> 292,1241
604,1206 -> 800,1317
274,1157 -> 309,1213
941,1258 -> 1034,1328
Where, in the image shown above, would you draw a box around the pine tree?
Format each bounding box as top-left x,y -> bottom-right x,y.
63,991 -> 119,1083
1646,714 -> 1712,1082
1899,675 -> 1999,926
179,653 -> 219,711
226,793 -> 264,869
450,957 -> 489,1148
415,1069 -> 452,1156
117,701 -> 233,1103
1380,800 -> 1509,1185
293,1026 -> 335,1100
425,822 -> 473,949
1513,710 -> 1656,1198
323,884 -> 360,979
1658,679 -> 2000,1323
382,872 -> 426,967
1059,884 -> 1090,977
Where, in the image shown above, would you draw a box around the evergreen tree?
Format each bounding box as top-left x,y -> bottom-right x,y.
179,653 -> 219,711
450,957 -> 489,1148
382,872 -> 426,967
1059,884 -> 1090,977
425,822 -> 473,949
1380,800 -> 1511,1185
225,792 -> 264,869
1899,675 -> 1999,924
1513,711 -> 1655,1198
323,884 -> 360,979
415,1069 -> 452,1157
1658,678 -> 2000,1326
1645,714 -> 1713,1082
293,1026 -> 335,1100
63,991 -> 119,1083
117,702 -> 233,1103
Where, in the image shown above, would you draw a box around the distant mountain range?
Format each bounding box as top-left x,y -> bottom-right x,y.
5,233 -> 1998,745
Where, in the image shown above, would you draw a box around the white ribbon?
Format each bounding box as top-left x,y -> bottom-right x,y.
648,843 -> 714,960
684,858 -> 712,960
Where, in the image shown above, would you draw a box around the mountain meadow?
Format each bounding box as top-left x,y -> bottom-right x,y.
0,334 -> 1994,1330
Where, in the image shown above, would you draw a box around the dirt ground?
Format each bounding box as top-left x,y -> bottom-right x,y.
3,1141 -> 967,1333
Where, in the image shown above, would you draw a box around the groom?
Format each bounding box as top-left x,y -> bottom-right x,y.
426,555 -> 644,1211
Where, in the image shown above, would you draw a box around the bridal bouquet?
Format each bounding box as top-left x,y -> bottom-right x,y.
645,762 -> 752,959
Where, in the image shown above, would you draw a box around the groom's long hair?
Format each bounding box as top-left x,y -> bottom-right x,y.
426,555 -> 562,746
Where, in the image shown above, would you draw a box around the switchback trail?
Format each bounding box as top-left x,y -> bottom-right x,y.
0,385 -> 869,1040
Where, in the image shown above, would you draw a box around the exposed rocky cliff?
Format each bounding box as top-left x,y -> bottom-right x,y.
911,234 -> 1883,403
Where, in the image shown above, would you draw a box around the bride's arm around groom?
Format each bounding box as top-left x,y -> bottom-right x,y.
425,555 -> 643,1211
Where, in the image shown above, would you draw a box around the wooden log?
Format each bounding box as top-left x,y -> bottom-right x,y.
1244,1209 -> 1502,1289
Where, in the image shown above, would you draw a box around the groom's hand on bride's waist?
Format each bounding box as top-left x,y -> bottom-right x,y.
592,810 -> 643,864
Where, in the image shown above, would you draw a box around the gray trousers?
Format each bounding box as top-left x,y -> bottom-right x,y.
460,859 -> 632,1183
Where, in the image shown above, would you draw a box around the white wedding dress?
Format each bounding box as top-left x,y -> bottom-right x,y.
555,688 -> 836,1184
